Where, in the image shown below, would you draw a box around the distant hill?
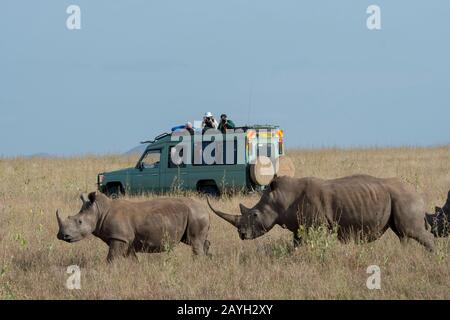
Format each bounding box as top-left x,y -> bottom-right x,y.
124,144 -> 147,155
26,153 -> 55,158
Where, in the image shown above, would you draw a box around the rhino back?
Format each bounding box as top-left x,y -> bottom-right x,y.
321,175 -> 392,231
100,198 -> 195,246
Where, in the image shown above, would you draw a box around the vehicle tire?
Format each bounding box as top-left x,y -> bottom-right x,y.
274,155 -> 295,177
105,184 -> 123,199
250,156 -> 275,186
198,185 -> 220,197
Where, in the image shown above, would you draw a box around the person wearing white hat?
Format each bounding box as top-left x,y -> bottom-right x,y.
202,111 -> 218,132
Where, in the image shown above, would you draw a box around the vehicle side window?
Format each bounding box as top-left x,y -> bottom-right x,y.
168,146 -> 186,168
222,139 -> 238,165
141,150 -> 161,169
202,141 -> 217,165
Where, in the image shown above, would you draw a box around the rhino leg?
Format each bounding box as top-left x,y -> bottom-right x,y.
191,238 -> 209,255
127,247 -> 138,261
191,240 -> 202,255
399,237 -> 410,245
186,212 -> 210,256
391,224 -> 433,251
293,232 -> 302,249
408,231 -> 435,252
107,240 -> 130,262
203,239 -> 211,256
390,192 -> 435,251
390,224 -> 409,245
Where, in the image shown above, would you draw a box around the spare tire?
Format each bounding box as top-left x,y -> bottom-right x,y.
274,155 -> 295,177
250,156 -> 275,186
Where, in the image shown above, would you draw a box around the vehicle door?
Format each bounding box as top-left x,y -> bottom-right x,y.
133,149 -> 161,193
163,145 -> 189,191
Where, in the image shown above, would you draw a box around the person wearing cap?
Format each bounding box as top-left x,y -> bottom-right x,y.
218,113 -> 236,133
202,112 -> 218,132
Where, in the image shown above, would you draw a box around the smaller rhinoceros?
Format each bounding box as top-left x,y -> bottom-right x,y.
425,190 -> 450,237
56,192 -> 210,262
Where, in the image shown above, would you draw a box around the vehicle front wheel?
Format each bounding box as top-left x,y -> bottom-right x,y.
105,184 -> 123,199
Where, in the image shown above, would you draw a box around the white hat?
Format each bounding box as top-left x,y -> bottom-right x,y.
204,111 -> 213,118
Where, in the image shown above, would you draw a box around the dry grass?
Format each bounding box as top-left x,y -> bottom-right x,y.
0,147 -> 449,299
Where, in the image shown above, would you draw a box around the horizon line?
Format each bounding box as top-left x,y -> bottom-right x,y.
1,142 -> 449,159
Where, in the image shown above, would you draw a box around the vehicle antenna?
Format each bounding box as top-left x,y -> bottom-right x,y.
247,80 -> 254,126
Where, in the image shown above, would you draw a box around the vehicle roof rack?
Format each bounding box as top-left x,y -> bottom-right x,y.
236,125 -> 279,131
140,132 -> 170,144
155,132 -> 170,140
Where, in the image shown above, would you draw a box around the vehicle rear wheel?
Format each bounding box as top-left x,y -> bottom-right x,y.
198,185 -> 220,197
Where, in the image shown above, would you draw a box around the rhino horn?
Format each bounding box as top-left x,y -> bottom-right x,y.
56,210 -> 63,228
206,197 -> 240,227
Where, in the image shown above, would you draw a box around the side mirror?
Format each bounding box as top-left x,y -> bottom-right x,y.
138,162 -> 144,171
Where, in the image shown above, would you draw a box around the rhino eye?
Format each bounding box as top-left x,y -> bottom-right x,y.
78,219 -> 82,225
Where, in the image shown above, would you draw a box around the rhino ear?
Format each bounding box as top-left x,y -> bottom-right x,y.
239,203 -> 250,215
80,193 -> 90,204
88,191 -> 97,204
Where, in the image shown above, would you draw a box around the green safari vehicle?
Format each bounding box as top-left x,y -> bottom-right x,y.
97,125 -> 286,197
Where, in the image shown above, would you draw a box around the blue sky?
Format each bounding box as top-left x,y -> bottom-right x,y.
0,1 -> 449,156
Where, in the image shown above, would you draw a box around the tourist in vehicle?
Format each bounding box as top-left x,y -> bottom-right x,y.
185,122 -> 194,135
218,114 -> 236,133
202,112 -> 218,133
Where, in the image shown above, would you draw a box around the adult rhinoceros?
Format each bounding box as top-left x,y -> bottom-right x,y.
208,174 -> 435,251
57,192 -> 210,262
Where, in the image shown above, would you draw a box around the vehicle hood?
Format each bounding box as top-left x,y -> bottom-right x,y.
102,167 -> 136,176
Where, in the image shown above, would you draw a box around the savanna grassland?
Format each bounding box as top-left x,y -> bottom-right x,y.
0,147 -> 449,299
